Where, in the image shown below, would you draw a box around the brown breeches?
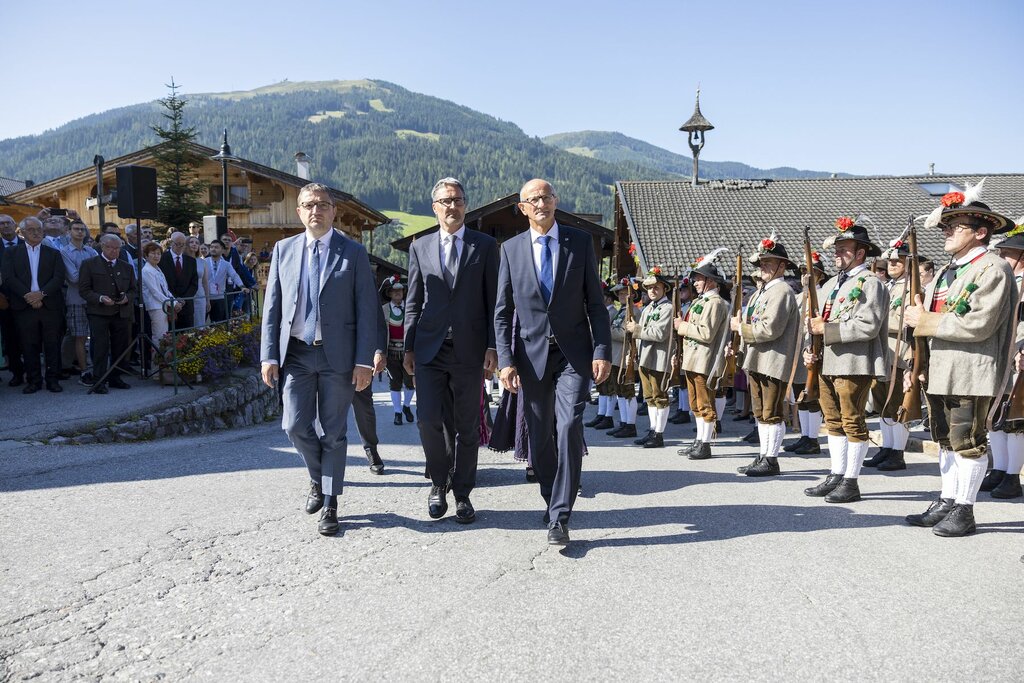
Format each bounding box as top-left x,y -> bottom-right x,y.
926,394 -> 992,459
749,372 -> 786,425
685,371 -> 717,422
639,367 -> 670,408
818,375 -> 873,442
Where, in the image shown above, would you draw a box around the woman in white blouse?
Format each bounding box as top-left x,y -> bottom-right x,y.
187,236 -> 211,327
141,243 -> 179,357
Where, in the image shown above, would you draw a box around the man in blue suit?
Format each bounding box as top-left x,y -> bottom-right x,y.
495,179 -> 612,546
261,183 -> 377,537
404,177 -> 498,523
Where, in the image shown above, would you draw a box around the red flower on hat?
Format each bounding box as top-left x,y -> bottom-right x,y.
650,266 -> 662,276
811,251 -> 821,261
694,256 -> 704,264
681,277 -> 690,286
835,216 -> 855,231
941,191 -> 965,208
628,242 -> 637,255
761,238 -> 775,251
620,277 -> 631,288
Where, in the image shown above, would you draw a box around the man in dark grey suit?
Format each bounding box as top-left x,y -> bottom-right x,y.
404,177 -> 498,523
495,179 -> 612,546
261,183 -> 377,537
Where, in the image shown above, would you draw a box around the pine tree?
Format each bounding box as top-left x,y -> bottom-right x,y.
151,79 -> 208,233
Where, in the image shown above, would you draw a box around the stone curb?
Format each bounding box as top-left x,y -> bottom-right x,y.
44,375 -> 280,446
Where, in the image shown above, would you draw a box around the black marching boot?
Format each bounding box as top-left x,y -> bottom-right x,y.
824,477 -> 861,503
905,498 -> 954,527
932,503 -> 977,537
804,473 -> 844,497
877,450 -> 906,471
990,473 -> 1023,499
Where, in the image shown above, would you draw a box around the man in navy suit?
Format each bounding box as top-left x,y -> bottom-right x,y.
261,183 -> 377,537
0,214 -> 26,385
494,179 -> 612,546
404,177 -> 498,523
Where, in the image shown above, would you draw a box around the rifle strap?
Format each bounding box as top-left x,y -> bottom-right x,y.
880,281 -> 909,425
784,294 -> 806,405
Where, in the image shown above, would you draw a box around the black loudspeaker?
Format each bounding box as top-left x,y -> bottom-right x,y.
116,165 -> 158,219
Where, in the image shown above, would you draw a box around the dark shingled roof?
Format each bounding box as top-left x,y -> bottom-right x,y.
617,174 -> 1024,275
0,176 -> 28,197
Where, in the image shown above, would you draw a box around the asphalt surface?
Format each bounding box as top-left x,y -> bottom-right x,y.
2,391 -> 1022,681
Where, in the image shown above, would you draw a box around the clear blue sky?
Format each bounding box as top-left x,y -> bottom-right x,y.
4,0 -> 1022,176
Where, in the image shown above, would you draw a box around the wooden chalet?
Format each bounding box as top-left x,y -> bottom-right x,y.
390,194 -> 614,276
0,176 -> 38,222
4,142 -> 389,243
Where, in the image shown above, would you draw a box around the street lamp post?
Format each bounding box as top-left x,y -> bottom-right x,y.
210,129 -> 239,219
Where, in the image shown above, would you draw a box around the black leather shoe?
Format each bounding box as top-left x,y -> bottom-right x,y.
525,467 -> 538,483
804,473 -> 844,497
745,456 -> 780,477
585,414 -> 604,427
906,498 -> 954,527
305,481 -> 324,514
542,510 -> 551,525
394,413 -> 403,425
932,503 -> 976,537
428,485 -> 448,519
108,378 -> 131,390
607,422 -> 624,437
863,447 -> 892,468
642,432 -> 664,449
22,383 -> 41,395
547,521 -> 570,546
594,415 -> 615,430
689,442 -> 712,460
675,411 -> 691,423
980,469 -> 1006,492
8,376 -> 24,388
318,507 -> 339,536
737,456 -> 761,474
46,381 -> 63,393
92,383 -> 109,394
824,477 -> 861,503
877,450 -> 906,471
677,440 -> 701,457
742,428 -> 759,444
784,436 -> 807,452
364,447 -> 384,474
634,429 -> 654,446
455,496 -> 476,524
403,406 -> 415,423
991,473 -> 1023,499
793,439 -> 821,455
612,424 -> 637,438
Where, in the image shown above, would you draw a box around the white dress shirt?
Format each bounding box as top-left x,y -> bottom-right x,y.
288,233 -> 330,342
529,221 -> 560,283
438,225 -> 466,277
26,243 -> 42,292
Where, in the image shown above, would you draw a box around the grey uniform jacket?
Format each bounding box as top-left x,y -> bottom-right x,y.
634,297 -> 674,372
817,269 -> 889,380
609,305 -> 627,367
740,280 -> 799,382
679,290 -> 729,378
885,279 -> 910,371
916,251 -> 1016,397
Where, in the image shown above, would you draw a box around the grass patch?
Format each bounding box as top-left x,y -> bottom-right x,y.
369,98 -> 394,112
564,146 -> 597,158
395,129 -> 440,142
308,110 -> 346,124
383,211 -> 437,235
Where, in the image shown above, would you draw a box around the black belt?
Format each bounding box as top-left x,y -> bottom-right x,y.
292,336 -> 323,347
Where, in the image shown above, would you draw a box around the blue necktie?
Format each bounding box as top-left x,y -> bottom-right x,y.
538,235 -> 553,303
302,241 -> 321,344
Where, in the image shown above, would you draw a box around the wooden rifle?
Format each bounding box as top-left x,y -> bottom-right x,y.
616,281 -> 638,384
720,246 -> 743,389
895,220 -> 925,422
798,226 -> 822,402
662,267 -> 683,392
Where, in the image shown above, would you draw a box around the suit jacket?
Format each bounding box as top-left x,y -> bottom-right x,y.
634,297 -> 674,372
885,278 -> 911,371
495,224 -> 611,383
159,251 -> 199,300
260,229 -> 376,373
78,255 -> 137,318
917,251 -> 1015,397
680,290 -> 729,377
818,268 -> 889,379
0,242 -> 66,312
404,228 -> 498,366
740,279 -> 799,382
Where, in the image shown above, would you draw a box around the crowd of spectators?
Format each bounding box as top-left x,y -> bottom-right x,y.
0,209 -> 257,394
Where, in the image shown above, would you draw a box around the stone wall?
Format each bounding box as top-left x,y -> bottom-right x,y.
47,375 -> 280,446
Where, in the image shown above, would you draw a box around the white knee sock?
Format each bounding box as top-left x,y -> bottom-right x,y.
989,430 -> 1009,471
827,435 -> 848,475
939,448 -> 957,499
679,390 -> 689,411
715,397 -> 726,419
598,396 -> 609,416
617,397 -> 630,424
954,451 -> 987,505
880,420 -> 893,448
626,397 -> 638,423
657,406 -> 671,432
798,410 -> 809,437
808,411 -> 823,439
756,421 -> 769,456
706,417 -> 717,443
1006,433 -> 1024,475
891,422 -> 910,451
390,390 -> 402,412
403,388 -> 414,407
845,440 -> 869,479
768,423 -> 785,458
694,416 -> 705,441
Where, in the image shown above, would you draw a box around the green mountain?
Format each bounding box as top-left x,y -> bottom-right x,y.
0,79 -> 674,224
543,130 -> 849,180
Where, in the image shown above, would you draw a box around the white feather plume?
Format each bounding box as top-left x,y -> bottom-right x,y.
924,204 -> 945,229
822,234 -> 837,250
699,246 -> 729,265
963,177 -> 986,206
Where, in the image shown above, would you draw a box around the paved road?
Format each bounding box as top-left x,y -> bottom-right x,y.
2,395 -> 1022,681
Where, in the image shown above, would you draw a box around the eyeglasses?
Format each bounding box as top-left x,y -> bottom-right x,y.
299,201 -> 335,212
519,194 -> 555,207
434,197 -> 466,208
939,224 -> 975,235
